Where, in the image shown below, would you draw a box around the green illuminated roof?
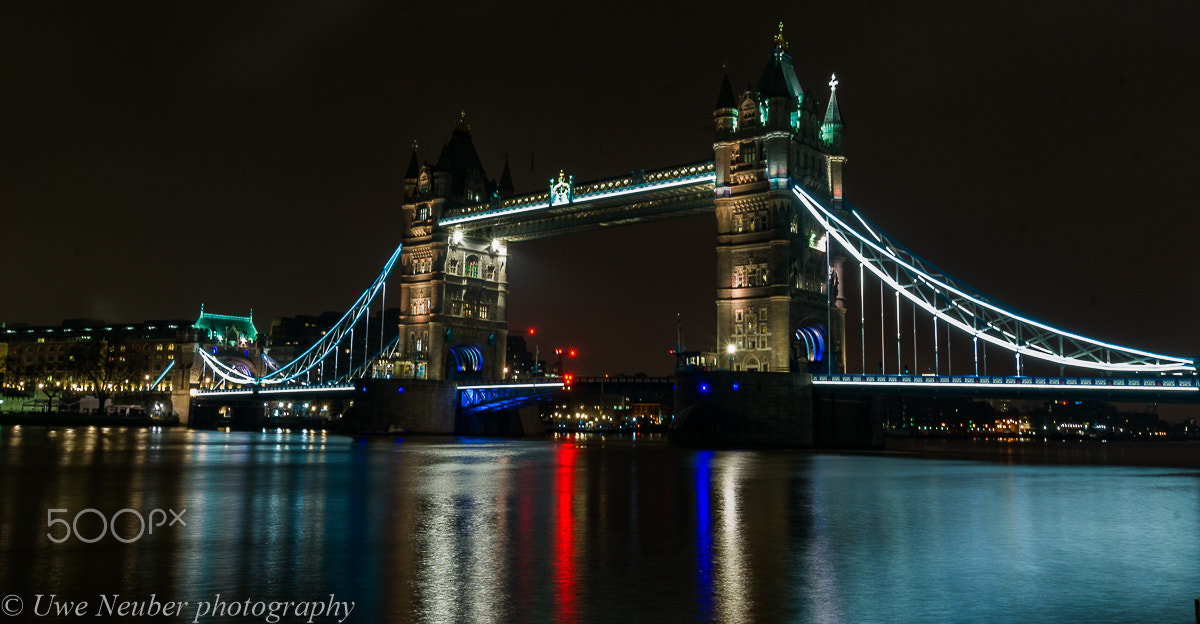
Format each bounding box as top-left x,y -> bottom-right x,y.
195,305 -> 258,342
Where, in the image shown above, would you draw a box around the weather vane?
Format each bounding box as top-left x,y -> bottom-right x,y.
774,22 -> 788,51
829,73 -> 839,91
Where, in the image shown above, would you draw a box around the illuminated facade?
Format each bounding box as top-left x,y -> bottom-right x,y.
0,319 -> 197,416
394,114 -> 510,381
713,25 -> 848,373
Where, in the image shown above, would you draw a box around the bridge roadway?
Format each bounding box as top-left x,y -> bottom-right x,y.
813,374 -> 1200,403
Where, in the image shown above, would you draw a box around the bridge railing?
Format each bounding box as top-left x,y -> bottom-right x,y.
440,160 -> 715,227
813,374 -> 1199,390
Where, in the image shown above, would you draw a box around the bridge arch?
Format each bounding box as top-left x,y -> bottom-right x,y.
794,319 -> 827,373
445,343 -> 484,381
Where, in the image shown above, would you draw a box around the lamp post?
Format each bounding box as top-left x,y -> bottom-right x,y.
726,343 -> 737,371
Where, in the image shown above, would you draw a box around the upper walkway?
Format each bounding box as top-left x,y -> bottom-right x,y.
440,160 -> 716,241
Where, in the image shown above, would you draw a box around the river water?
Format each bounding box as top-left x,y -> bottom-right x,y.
1,426 -> 1198,623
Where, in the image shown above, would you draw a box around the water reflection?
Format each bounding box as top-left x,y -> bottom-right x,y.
1,429 -> 1198,623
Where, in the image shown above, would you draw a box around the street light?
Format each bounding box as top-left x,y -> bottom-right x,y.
726,343 -> 737,370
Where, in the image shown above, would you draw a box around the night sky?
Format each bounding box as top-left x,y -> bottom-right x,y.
2,3 -> 1198,385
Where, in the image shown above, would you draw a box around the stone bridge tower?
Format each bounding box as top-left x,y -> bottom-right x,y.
395,114 -> 512,381
713,25 -> 847,374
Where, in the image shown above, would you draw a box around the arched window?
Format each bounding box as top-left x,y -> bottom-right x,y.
465,255 -> 480,278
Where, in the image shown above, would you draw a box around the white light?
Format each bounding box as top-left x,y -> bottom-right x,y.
452,229 -> 464,245
726,344 -> 737,355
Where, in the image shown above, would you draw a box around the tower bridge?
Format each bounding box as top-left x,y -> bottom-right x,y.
191,27 -> 1197,444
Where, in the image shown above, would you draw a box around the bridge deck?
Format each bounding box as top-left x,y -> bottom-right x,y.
814,374 -> 1200,403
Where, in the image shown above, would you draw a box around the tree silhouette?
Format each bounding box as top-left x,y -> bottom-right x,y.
68,340 -> 133,414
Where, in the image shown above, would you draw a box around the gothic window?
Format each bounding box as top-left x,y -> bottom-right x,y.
448,257 -> 460,275
480,305 -> 489,320
412,298 -> 429,315
739,98 -> 757,127
735,215 -> 743,233
466,255 -> 480,278
734,309 -> 744,323
759,309 -> 768,322
790,214 -> 799,234
417,206 -> 429,221
734,267 -> 745,288
740,141 -> 756,163
418,172 -> 431,196
485,264 -> 496,280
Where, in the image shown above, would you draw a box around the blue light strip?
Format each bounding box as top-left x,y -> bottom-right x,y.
459,382 -> 565,390
149,360 -> 175,391
260,243 -> 403,384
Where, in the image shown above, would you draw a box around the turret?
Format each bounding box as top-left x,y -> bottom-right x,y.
498,157 -> 514,198
714,71 -> 737,135
821,74 -> 847,208
403,141 -> 420,200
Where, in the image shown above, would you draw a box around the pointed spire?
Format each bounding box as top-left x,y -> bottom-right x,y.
821,73 -> 845,154
454,110 -> 471,136
405,140 -> 420,179
499,156 -> 514,197
757,23 -> 802,100
715,67 -> 736,110
823,73 -> 843,125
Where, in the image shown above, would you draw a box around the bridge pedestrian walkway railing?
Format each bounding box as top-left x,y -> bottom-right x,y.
194,383 -> 358,398
440,160 -> 715,228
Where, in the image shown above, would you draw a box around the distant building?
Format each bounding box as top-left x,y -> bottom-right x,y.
1,317 -> 197,417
